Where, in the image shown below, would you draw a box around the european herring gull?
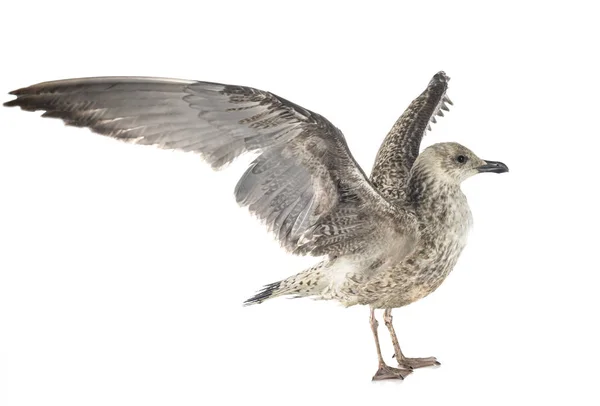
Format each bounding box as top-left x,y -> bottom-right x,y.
4,71 -> 508,380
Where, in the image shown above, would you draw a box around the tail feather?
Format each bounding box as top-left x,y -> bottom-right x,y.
243,261 -> 327,306
244,281 -> 282,306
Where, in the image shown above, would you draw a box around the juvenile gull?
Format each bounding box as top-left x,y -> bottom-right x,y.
4,71 -> 508,380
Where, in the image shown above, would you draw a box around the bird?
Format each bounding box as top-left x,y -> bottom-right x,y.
4,71 -> 508,381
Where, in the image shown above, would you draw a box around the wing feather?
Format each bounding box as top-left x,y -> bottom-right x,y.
370,71 -> 453,201
5,77 -> 416,256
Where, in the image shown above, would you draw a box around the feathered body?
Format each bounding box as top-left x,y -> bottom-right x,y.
259,143 -> 474,309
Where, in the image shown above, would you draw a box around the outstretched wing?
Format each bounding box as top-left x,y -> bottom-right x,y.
5,77 -> 416,257
370,71 -> 453,201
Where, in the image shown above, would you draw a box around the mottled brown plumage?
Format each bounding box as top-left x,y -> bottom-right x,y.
371,72 -> 452,202
4,71 -> 508,381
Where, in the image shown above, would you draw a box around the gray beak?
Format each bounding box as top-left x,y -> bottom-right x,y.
477,160 -> 509,174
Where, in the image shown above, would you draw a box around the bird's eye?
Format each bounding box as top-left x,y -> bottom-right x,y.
456,155 -> 467,163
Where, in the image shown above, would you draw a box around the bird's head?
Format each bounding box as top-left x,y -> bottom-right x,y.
414,142 -> 508,185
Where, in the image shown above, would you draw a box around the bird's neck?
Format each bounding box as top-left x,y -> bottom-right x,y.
406,169 -> 472,232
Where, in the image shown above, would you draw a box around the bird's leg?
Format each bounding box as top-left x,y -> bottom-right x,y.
370,307 -> 412,381
370,307 -> 386,367
382,308 -> 406,361
383,308 -> 440,370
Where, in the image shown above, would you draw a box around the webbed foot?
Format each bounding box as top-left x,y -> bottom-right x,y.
372,364 -> 413,381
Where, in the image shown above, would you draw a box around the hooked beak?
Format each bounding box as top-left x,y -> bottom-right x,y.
477,160 -> 509,174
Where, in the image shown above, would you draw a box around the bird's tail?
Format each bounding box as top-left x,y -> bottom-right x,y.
243,281 -> 283,306
243,261 -> 326,306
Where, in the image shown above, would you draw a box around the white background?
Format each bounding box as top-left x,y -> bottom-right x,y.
1,1 -> 599,405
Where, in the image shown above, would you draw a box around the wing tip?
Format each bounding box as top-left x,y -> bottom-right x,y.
3,98 -> 17,108
4,86 -> 30,107
3,96 -> 38,111
6,85 -> 33,97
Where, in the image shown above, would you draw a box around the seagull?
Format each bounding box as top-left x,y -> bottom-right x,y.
4,71 -> 508,380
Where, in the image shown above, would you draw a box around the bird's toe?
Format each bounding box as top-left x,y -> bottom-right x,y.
398,356 -> 440,369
